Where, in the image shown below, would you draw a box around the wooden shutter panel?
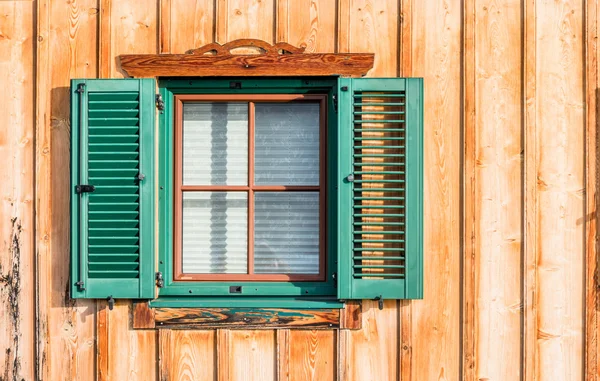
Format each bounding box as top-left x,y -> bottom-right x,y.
70,79 -> 156,299
337,78 -> 423,300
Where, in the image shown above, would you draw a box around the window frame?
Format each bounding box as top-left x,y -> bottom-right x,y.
157,77 -> 339,298
173,94 -> 327,282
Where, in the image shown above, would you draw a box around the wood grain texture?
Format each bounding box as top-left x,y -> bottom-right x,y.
159,330 -> 216,381
340,301 -> 361,330
586,0 -> 599,380
523,0 -> 538,380
472,0 -> 523,379
536,0 -> 585,380
217,0 -> 274,44
339,300 -> 398,381
0,3 -> 35,381
411,0 -> 462,379
133,302 -> 155,329
105,301 -> 157,381
119,51 -> 374,77
164,0 -> 215,54
286,330 -> 335,381
227,330 -> 276,381
154,308 -> 339,329
277,0 -> 336,53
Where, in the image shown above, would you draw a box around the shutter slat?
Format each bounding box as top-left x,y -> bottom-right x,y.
338,77 -> 423,300
71,78 -> 155,299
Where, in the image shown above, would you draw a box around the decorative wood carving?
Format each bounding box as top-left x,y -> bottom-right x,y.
119,39 -> 374,78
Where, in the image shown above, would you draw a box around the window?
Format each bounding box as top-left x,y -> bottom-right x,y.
173,95 -> 327,282
70,76 -> 423,305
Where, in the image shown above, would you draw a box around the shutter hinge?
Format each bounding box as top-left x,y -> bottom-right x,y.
155,94 -> 165,112
75,184 -> 95,193
75,83 -> 86,94
374,295 -> 383,310
75,281 -> 85,291
155,272 -> 164,288
332,272 -> 337,288
107,296 -> 115,311
332,94 -> 338,113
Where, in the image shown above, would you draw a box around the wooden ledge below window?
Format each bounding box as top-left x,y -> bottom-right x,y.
119,39 -> 374,78
133,300 -> 362,330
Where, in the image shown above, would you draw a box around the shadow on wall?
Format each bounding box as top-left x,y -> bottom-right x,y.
50,86 -> 95,321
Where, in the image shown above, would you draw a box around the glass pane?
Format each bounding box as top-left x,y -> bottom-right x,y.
182,192 -> 248,273
183,102 -> 248,185
254,192 -> 320,274
254,103 -> 320,186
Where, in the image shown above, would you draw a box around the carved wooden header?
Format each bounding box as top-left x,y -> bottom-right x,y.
119,39 -> 374,78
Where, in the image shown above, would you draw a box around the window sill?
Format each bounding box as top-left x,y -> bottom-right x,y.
133,299 -> 361,330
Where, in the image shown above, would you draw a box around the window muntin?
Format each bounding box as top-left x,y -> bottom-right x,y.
173,94 -> 327,282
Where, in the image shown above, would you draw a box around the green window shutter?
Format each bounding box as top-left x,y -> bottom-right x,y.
70,79 -> 156,299
337,77 -> 423,300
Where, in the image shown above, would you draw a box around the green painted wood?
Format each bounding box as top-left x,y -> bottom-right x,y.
337,77 -> 423,300
70,78 -> 156,299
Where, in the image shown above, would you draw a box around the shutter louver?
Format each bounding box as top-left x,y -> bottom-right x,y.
71,79 -> 156,299
337,78 -> 423,300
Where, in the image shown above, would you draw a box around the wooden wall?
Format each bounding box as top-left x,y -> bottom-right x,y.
0,0 -> 596,380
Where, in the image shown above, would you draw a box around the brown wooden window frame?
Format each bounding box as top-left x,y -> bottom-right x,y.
172,94 -> 328,282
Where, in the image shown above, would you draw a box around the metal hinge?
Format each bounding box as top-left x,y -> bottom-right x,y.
156,272 -> 164,288
332,94 -> 338,113
75,184 -> 95,194
374,295 -> 383,310
332,272 -> 337,288
75,280 -> 85,291
75,83 -> 86,94
155,94 -> 165,112
107,296 -> 115,311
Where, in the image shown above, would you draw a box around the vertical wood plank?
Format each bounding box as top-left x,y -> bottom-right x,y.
217,0 -> 275,44
277,329 -> 290,381
0,3 -> 35,380
97,303 -> 109,381
462,0 -> 476,378
469,0 -> 524,380
228,330 -> 277,381
167,0 -> 215,54
159,0 -> 172,53
523,0 -> 538,380
586,0 -> 600,380
410,0 -> 462,379
536,0 -> 585,380
107,0 -> 158,77
217,329 -> 230,381
286,330 -> 335,381
159,330 -> 216,381
277,0 -> 336,53
35,0 -> 99,380
106,301 -> 157,381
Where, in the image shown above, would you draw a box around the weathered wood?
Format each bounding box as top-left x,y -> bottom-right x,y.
276,329 -> 290,381
119,39 -> 374,78
339,301 -> 361,330
154,308 -> 339,329
586,1 -> 600,380
133,302 -> 156,329
0,5 -> 35,381
159,329 -> 216,381
410,0 -> 462,379
217,329 -> 230,381
97,303 -> 109,381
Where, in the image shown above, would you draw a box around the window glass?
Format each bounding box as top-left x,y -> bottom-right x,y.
183,102 -> 248,185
